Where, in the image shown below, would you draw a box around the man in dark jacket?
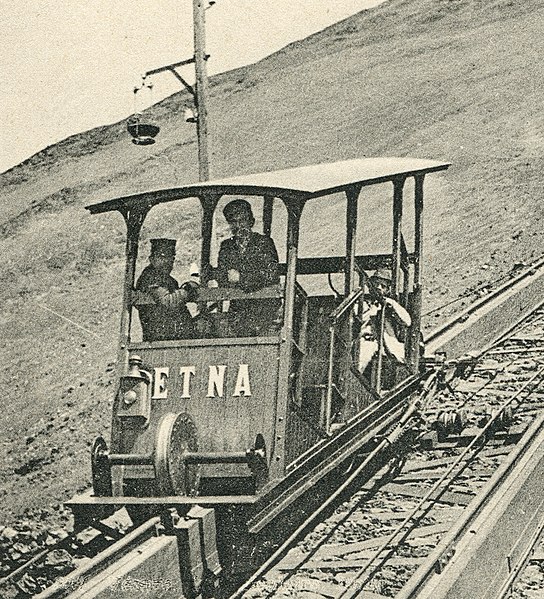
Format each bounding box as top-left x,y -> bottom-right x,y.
135,239 -> 194,341
216,199 -> 281,336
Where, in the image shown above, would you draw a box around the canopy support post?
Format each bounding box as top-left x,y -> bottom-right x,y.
263,195 -> 274,237
199,193 -> 221,281
274,201 -> 303,478
391,177 -> 406,299
345,185 -> 361,296
410,174 -> 425,372
118,207 -> 149,370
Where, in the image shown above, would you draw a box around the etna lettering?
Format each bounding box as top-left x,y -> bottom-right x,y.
151,365 -> 252,399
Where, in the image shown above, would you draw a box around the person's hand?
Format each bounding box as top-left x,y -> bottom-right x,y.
148,285 -> 169,302
131,290 -> 150,305
200,263 -> 215,281
383,297 -> 395,308
367,304 -> 380,318
227,269 -> 240,284
180,280 -> 199,302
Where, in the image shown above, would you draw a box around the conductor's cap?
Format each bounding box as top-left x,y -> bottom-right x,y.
223,199 -> 253,222
370,268 -> 392,284
150,238 -> 176,257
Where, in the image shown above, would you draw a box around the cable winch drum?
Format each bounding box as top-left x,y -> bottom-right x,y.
154,412 -> 199,496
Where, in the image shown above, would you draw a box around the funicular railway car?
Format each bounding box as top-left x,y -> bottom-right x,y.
68,157 -> 449,573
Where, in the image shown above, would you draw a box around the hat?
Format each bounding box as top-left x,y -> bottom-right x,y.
223,199 -> 254,222
370,268 -> 392,284
150,238 -> 176,257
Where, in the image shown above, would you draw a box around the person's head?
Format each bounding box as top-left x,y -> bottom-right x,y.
149,238 -> 176,274
223,199 -> 255,238
369,269 -> 392,298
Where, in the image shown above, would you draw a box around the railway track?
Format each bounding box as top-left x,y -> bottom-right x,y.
0,511 -> 134,598
2,286 -> 543,598
235,306 -> 544,599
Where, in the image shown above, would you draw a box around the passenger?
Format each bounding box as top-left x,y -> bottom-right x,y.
215,199 -> 281,336
135,239 -> 196,341
357,269 -> 412,377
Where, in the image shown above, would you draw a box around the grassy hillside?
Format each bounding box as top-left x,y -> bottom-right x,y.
1,0 -> 543,526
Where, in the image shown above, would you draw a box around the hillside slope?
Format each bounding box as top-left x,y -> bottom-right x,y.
0,0 -> 543,526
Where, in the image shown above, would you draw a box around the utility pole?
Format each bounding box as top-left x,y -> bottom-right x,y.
130,0 -> 212,181
193,0 -> 210,182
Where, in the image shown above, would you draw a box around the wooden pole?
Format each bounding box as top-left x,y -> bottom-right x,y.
193,0 -> 210,181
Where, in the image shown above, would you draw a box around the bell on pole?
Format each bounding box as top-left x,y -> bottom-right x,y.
184,106 -> 198,123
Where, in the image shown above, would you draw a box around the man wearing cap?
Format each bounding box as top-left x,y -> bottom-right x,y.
135,239 -> 195,341
357,269 -> 412,378
215,199 -> 280,335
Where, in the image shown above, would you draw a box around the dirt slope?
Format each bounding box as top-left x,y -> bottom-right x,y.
0,0 -> 543,527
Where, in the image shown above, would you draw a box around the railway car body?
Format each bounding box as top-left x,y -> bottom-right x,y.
69,157 -> 449,552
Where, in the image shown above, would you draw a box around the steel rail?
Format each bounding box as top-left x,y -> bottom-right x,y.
429,308 -> 544,416
0,534 -> 76,588
495,514 -> 544,598
447,341 -> 526,412
489,346 -> 544,356
267,378 -> 440,597
231,305 -> 544,598
399,411 -> 544,599
229,400 -> 422,599
14,266 -> 542,599
425,256 -> 544,347
35,516 -> 160,599
0,519 -> 125,590
483,306 -> 544,353
336,364 -> 544,598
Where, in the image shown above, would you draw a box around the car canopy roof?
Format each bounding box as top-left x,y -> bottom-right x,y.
85,156 -> 450,215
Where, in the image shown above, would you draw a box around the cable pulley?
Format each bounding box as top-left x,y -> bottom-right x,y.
434,408 -> 468,440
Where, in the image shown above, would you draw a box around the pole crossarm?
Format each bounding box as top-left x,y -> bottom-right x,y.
143,59 -> 196,97
145,57 -> 195,77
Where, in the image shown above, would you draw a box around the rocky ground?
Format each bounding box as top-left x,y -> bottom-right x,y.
512,561 -> 544,599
